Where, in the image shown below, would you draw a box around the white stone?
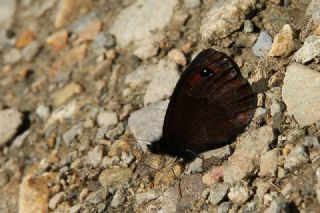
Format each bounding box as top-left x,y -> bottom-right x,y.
293,35 -> 320,64
282,63 -> 320,127
0,0 -> 16,29
144,60 -> 179,105
200,0 -> 256,41
306,0 -> 320,24
49,192 -> 66,210
96,111 -> 118,127
128,100 -> 169,152
223,126 -> 275,184
125,64 -> 156,89
0,109 -> 23,146
110,0 -> 178,47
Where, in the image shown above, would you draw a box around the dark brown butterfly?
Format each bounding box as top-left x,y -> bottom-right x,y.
148,48 -> 257,161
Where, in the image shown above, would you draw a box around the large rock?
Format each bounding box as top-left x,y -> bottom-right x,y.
128,101 -> 168,152
306,0 -> 320,24
19,176 -> 51,213
223,126 -> 275,184
110,0 -> 178,47
0,0 -> 16,29
200,0 -> 256,41
99,168 -> 133,187
268,24 -> 295,58
282,63 -> 320,127
0,109 -> 23,146
144,60 -> 179,105
293,35 -> 320,64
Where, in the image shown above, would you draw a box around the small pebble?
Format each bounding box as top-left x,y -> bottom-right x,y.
96,111 -> 118,127
228,184 -> 251,204
269,24 -> 295,58
184,0 -> 201,8
252,31 -> 273,57
168,49 -> 187,66
243,20 -> 254,33
49,192 -> 66,210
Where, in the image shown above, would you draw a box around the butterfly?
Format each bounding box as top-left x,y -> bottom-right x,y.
148,48 -> 257,161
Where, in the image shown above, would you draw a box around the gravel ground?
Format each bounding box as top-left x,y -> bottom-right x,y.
0,0 -> 320,212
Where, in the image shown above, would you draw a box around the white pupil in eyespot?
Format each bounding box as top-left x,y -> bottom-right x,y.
200,69 -> 213,77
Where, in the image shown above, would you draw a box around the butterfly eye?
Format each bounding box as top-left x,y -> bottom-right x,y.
200,68 -> 213,77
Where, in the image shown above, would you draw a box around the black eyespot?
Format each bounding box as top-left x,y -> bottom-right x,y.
200,68 -> 213,77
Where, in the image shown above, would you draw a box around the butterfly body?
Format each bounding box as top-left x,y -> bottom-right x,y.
148,49 -> 257,161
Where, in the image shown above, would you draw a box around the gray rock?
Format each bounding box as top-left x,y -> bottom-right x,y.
35,105 -> 50,120
224,126 -> 275,184
133,34 -> 162,60
120,151 -> 134,165
286,129 -> 305,144
255,180 -> 270,201
46,101 -> 79,128
244,20 -> 254,33
184,0 -> 201,8
252,31 -> 273,57
185,157 -> 203,174
62,123 -> 83,145
253,107 -> 269,124
264,197 -> 289,213
30,1 -> 56,17
218,202 -> 232,213
96,111 -> 118,127
110,0 -> 178,47
306,0 -> 320,24
293,35 -> 320,64
200,0 -> 256,40
49,192 -> 66,210
284,145 -> 309,170
99,168 -> 133,187
128,100 -> 168,152
316,120 -> 320,129
0,0 -> 16,29
202,145 -> 232,160
105,122 -> 125,140
135,190 -> 158,206
281,182 -> 293,196
91,32 -> 115,50
141,188 -> 179,213
228,184 -> 251,204
87,145 -> 103,167
0,30 -> 11,51
270,99 -> 284,117
0,170 -> 9,187
144,59 -> 179,105
0,109 -> 23,146
101,156 -> 119,168
282,63 -> 320,127
208,182 -> 230,205
11,130 -> 29,148
3,48 -> 21,64
69,204 -> 82,213
110,188 -> 125,208
85,189 -> 107,204
124,64 -> 156,90
69,12 -> 99,33
180,174 -> 206,199
259,148 -> 280,177
21,41 -> 40,62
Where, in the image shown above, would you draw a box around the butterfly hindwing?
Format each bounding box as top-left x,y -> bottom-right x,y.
153,48 -> 257,157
